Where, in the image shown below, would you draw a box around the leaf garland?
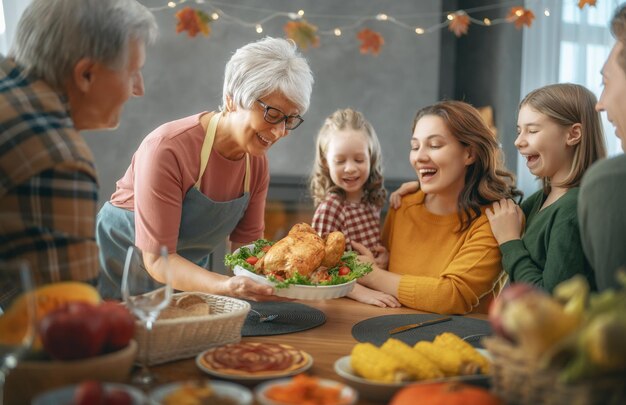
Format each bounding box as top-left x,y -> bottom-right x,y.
578,0 -> 598,9
283,19 -> 320,50
357,28 -> 384,55
507,7 -> 535,29
448,12 -> 470,37
175,7 -> 211,37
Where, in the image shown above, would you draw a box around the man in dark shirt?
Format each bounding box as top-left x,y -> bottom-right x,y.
579,4 -> 626,290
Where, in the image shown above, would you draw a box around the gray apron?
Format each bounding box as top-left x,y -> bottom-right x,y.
96,112 -> 251,297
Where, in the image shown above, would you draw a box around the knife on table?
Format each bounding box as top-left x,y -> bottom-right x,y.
388,316 -> 452,335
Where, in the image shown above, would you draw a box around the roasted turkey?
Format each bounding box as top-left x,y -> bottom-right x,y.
254,223 -> 345,279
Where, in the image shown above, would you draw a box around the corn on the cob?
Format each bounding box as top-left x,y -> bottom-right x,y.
433,332 -> 490,373
413,341 -> 463,376
380,338 -> 444,380
350,343 -> 410,383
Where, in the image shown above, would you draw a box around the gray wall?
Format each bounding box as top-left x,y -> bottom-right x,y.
83,0 -> 444,207
451,0 -> 523,173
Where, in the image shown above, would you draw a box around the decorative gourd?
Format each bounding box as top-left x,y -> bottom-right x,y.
390,382 -> 502,405
0,281 -> 100,347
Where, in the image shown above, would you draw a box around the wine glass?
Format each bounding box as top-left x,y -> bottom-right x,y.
121,246 -> 172,387
0,261 -> 36,405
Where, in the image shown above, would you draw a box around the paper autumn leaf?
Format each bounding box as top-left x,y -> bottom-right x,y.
507,7 -> 535,29
176,7 -> 211,37
448,12 -> 470,37
357,28 -> 384,55
578,0 -> 597,9
283,20 -> 320,50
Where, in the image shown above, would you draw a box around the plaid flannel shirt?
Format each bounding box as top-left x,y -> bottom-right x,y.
312,193 -> 382,252
0,56 -> 99,290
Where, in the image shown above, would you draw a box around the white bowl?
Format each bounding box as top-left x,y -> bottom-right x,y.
32,382 -> 146,405
150,380 -> 253,405
333,353 -> 491,402
233,264 -> 356,300
255,377 -> 358,405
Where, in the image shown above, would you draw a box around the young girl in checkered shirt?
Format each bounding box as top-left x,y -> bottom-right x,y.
310,108 -> 400,307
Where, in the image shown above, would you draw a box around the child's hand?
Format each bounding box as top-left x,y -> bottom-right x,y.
389,181 -> 420,209
372,245 -> 389,269
351,241 -> 375,265
486,198 -> 524,245
347,284 -> 401,308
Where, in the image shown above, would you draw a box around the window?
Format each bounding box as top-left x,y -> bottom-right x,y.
559,0 -> 621,156
518,0 -> 620,195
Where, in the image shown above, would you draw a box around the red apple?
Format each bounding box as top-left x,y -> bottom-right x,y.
99,301 -> 135,351
39,302 -> 107,360
489,283 -> 537,341
74,380 -> 104,405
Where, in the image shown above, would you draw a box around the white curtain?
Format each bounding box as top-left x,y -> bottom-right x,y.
0,0 -> 31,55
518,0 -> 620,196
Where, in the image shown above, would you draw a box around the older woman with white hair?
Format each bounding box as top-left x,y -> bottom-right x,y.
96,37 -> 314,300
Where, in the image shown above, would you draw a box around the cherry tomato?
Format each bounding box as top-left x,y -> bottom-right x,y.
338,266 -> 351,276
262,245 -> 271,252
245,256 -> 259,265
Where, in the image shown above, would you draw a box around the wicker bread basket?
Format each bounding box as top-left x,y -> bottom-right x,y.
134,292 -> 250,365
483,336 -> 626,405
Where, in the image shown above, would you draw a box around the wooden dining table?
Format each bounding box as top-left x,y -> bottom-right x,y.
152,297 -> 488,405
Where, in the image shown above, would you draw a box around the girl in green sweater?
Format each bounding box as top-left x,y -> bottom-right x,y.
486,83 -> 606,292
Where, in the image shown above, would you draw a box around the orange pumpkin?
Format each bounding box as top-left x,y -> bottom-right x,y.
390,382 -> 502,405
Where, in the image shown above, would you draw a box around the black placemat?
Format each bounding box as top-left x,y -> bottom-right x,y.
351,314 -> 491,348
241,301 -> 326,337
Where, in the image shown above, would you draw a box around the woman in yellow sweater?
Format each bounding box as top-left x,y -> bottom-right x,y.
354,101 -> 521,314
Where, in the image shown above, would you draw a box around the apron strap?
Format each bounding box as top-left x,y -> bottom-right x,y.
244,154 -> 250,193
195,112 -> 251,193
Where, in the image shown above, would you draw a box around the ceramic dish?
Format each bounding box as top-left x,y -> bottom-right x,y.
233,265 -> 356,300
150,380 -> 253,405
333,350 -> 491,402
195,343 -> 314,382
32,383 -> 146,405
255,377 -> 358,405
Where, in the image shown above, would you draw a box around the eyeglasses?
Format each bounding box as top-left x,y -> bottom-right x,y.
256,100 -> 304,130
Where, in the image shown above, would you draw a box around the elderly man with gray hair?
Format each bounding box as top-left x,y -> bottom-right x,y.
0,0 -> 157,288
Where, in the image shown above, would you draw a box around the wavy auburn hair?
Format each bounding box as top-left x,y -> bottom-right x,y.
413,101 -> 522,232
310,108 -> 386,207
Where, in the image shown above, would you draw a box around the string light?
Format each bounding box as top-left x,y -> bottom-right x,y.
156,0 -> 593,39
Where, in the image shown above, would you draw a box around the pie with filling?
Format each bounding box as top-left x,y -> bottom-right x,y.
199,342 -> 311,377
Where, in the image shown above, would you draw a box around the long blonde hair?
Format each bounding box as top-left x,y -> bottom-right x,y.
519,83 -> 606,193
413,101 -> 522,232
310,108 -> 386,207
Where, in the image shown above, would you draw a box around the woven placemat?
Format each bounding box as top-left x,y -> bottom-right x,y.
241,301 -> 326,337
351,314 -> 492,348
